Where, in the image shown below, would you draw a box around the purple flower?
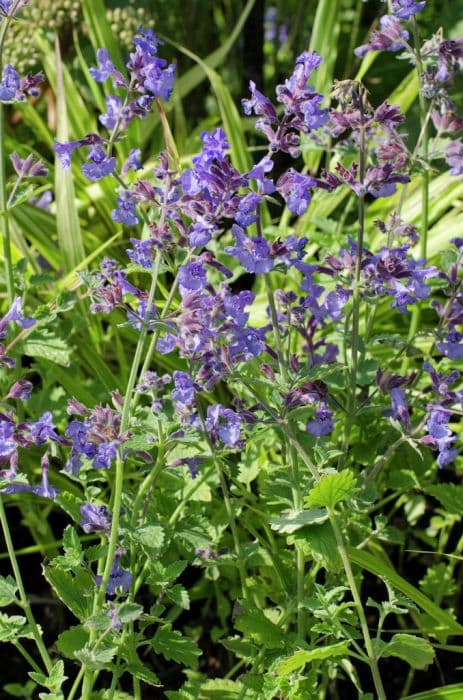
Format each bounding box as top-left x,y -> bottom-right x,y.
437,328 -> 463,359
0,1 -> 28,17
424,409 -> 458,468
10,153 -> 48,178
23,412 -> 60,445
171,371 -> 195,405
82,145 -> 116,181
242,80 -> 278,121
96,552 -> 132,597
1,452 -> 59,500
99,94 -> 122,130
0,297 -> 35,338
306,406 -> 335,437
80,503 -> 112,534
0,64 -> 20,102
445,141 -> 463,176
0,414 -> 16,463
205,404 -> 242,446
122,148 -> 142,174
54,140 -> 81,170
391,0 -> 426,19
276,169 -> 317,215
225,225 -> 273,274
355,15 -> 409,57
126,238 -> 155,268
90,48 -> 126,87
7,380 -> 33,401
112,190 -> 139,226
390,387 -> 411,428
235,192 -> 261,227
179,262 -> 207,296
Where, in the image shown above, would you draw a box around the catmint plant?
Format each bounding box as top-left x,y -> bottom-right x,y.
1,2 -> 463,699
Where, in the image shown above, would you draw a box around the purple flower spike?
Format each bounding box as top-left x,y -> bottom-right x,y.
10,153 -> 48,178
390,387 -> 411,428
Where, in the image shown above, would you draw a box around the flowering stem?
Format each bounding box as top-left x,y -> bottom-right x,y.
0,17 -> 15,305
264,274 -> 288,383
330,513 -> 386,700
82,254 -> 162,698
0,498 -> 52,674
197,404 -> 249,601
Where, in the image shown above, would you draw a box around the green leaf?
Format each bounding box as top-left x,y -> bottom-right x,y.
53,38 -> 85,273
118,602 -> 144,624
235,605 -> 284,650
305,470 -> 356,510
43,566 -> 93,621
403,684 -> 463,699
276,641 -> 350,676
348,547 -> 463,635
0,613 -> 34,642
20,329 -> 72,367
269,508 -> 328,534
166,584 -> 190,610
53,525 -> 82,571
381,634 -> 435,669
56,625 -> 89,659
133,525 -> 165,553
151,626 -> 202,668
124,664 -> 160,687
0,575 -> 18,607
426,484 -> 463,516
79,645 -> 116,671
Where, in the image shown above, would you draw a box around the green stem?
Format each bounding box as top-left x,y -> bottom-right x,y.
264,273 -> 288,383
330,513 -> 387,700
67,666 -> 85,700
288,442 -> 306,639
15,640 -> 43,674
82,255 -> 162,699
197,405 -> 248,600
0,498 -> 52,673
0,17 -> 14,305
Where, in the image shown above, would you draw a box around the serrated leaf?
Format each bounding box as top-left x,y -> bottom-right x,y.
166,584 -> 190,610
235,605 -> 284,649
381,634 -> 435,669
20,329 -> 72,367
276,641 -> 350,676
133,525 -> 165,553
0,575 -> 18,607
151,626 -> 201,668
0,613 -> 34,642
124,664 -> 160,687
118,602 -> 144,623
269,508 -> 328,533
79,645 -> 116,671
56,625 -> 89,659
53,525 -> 82,571
43,566 -> 93,621
426,484 -> 463,516
305,470 -> 356,510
